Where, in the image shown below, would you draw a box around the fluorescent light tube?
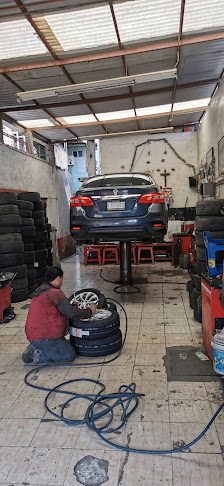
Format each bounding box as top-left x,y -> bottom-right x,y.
16,69 -> 177,102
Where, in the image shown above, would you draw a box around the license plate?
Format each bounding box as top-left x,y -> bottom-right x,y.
107,200 -> 125,210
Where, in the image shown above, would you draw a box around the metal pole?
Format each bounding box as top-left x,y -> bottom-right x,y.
119,241 -> 132,285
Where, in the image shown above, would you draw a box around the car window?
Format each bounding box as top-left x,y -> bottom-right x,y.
83,174 -> 155,188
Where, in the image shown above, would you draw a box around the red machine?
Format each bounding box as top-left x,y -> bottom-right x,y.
201,275 -> 224,360
0,274 -> 13,324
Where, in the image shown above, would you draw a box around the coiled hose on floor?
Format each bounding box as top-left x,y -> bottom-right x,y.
24,297 -> 224,455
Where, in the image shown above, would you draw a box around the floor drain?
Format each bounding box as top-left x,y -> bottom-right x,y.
74,455 -> 109,486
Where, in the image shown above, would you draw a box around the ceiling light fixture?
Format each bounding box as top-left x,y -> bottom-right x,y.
16,69 -> 177,103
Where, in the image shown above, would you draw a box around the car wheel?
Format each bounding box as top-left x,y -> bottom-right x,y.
69,288 -> 106,309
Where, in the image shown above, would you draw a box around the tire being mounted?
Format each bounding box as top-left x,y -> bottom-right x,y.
72,288 -> 107,309
70,329 -> 122,356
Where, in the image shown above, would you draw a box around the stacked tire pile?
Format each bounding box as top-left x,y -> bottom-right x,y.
187,275 -> 202,323
17,197 -> 37,294
69,288 -> 122,356
0,192 -> 29,303
17,192 -> 47,288
45,204 -> 53,267
187,199 -> 224,323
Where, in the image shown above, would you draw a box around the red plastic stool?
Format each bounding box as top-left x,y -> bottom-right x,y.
102,246 -> 119,265
137,244 -> 155,265
85,245 -> 101,266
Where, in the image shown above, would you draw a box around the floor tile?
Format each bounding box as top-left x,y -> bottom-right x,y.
172,452 -> 224,486
11,447 -> 73,485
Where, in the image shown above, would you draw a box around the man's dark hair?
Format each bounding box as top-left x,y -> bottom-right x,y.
45,266 -> 63,283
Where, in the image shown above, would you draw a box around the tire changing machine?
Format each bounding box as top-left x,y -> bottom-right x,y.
114,241 -> 147,293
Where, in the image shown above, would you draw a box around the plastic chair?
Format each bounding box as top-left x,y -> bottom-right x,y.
137,244 -> 155,265
203,231 -> 224,277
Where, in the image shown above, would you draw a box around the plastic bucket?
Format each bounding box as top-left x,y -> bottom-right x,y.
211,332 -> 224,375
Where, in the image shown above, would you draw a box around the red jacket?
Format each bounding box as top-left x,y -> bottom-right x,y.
25,283 -> 92,341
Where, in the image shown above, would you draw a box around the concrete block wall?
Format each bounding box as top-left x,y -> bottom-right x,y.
100,132 -> 198,208
0,143 -> 75,260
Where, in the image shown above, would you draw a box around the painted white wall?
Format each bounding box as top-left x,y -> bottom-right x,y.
0,143 -> 72,239
197,78 -> 224,198
100,132 -> 198,208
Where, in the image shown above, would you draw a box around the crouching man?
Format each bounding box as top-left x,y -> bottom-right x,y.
22,266 -> 97,364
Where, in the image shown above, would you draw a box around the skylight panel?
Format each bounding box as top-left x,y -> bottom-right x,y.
58,115 -> 96,124
18,119 -> 56,128
0,19 -> 48,60
183,0 -> 224,33
136,104 -> 172,116
96,110 -> 135,121
45,6 -> 117,52
173,99 -> 210,111
114,0 -> 181,43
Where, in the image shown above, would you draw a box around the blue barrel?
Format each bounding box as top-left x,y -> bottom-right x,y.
211,333 -> 224,375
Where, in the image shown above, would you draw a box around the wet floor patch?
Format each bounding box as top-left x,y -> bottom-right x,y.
163,346 -> 220,382
74,455 -> 109,485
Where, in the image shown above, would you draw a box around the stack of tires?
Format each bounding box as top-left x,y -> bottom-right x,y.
17,197 -> 37,294
187,275 -> 202,323
17,194 -> 38,294
29,194 -> 47,287
0,192 -> 29,303
188,199 -> 224,323
195,199 -> 224,276
69,288 -> 122,356
44,202 -> 53,267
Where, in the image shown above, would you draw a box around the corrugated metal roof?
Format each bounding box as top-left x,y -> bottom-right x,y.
114,0 -> 181,43
134,90 -> 173,109
138,116 -> 170,130
172,111 -> 204,126
90,96 -> 134,113
183,0 -> 224,34
34,127 -> 76,140
175,84 -> 216,103
45,6 -> 118,52
72,125 -> 105,137
0,19 -> 48,60
6,109 -> 51,121
0,0 -> 130,21
57,114 -> 96,124
106,121 -> 138,133
49,104 -> 93,118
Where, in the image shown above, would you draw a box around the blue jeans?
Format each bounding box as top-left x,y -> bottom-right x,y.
30,337 -> 76,363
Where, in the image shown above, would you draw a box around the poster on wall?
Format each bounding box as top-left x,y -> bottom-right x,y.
218,136 -> 224,175
54,144 -> 68,170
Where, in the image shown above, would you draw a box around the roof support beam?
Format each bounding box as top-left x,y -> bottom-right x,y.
109,2 -> 140,130
1,78 -> 219,113
28,106 -> 209,131
0,32 -> 224,74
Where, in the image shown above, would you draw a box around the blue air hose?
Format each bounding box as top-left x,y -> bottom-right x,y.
24,297 -> 224,455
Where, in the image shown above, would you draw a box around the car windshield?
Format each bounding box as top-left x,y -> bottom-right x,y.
82,174 -> 155,188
